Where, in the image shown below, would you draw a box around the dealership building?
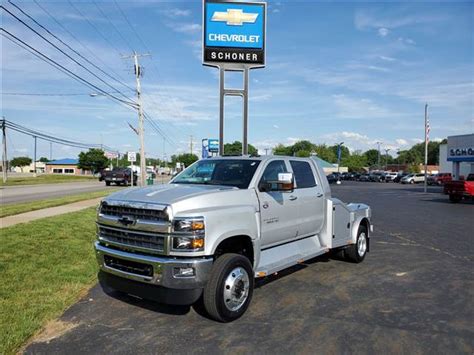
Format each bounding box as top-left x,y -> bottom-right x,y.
439,134 -> 474,179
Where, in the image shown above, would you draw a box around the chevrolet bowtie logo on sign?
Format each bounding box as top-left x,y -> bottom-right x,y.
203,0 -> 266,67
211,9 -> 259,26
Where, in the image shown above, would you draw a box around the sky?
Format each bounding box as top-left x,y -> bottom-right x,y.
1,0 -> 473,161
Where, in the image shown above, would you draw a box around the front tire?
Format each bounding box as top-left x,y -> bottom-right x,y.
203,253 -> 254,322
345,225 -> 368,263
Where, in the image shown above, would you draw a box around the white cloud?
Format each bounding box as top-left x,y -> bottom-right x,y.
396,139 -> 408,146
378,27 -> 389,37
355,10 -> 449,31
273,125 -> 280,129
379,55 -> 396,62
170,23 -> 202,34
163,8 -> 191,18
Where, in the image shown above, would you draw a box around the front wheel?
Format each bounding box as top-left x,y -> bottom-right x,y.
203,253 -> 254,322
344,225 -> 368,263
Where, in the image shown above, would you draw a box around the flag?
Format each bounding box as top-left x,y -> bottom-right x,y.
426,115 -> 430,144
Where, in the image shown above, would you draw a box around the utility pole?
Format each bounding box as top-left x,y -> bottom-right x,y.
123,51 -> 150,187
2,117 -> 7,183
33,136 -> 37,177
376,141 -> 382,170
424,103 -> 429,193
190,135 -> 193,155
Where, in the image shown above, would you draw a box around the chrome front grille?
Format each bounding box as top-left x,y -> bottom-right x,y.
100,203 -> 168,222
98,225 -> 165,253
97,201 -> 170,254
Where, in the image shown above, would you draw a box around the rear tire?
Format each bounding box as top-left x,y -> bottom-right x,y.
203,253 -> 254,322
105,181 -> 111,186
345,225 -> 368,263
449,194 -> 461,203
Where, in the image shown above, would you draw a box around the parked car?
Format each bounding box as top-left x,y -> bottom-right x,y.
358,174 -> 370,182
429,173 -> 452,186
369,172 -> 385,182
384,172 -> 398,182
401,173 -> 425,184
326,173 -> 338,184
393,173 -> 409,183
444,174 -> 474,202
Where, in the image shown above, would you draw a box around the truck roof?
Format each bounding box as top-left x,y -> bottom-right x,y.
206,155 -> 317,162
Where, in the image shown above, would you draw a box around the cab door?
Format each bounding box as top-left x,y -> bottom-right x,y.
257,160 -> 299,248
289,160 -> 325,238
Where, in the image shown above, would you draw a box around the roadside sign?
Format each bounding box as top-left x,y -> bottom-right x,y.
105,151 -> 118,159
203,0 -> 266,67
208,139 -> 219,152
127,151 -> 137,163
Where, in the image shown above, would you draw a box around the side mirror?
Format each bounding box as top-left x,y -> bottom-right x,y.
262,172 -> 294,192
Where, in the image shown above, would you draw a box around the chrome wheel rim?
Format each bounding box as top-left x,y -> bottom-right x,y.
223,267 -> 250,312
357,232 -> 367,257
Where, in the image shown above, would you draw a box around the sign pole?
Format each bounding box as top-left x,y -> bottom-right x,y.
242,67 -> 249,155
219,67 -> 225,156
424,103 -> 428,193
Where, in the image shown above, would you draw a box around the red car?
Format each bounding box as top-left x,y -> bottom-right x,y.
444,174 -> 474,203
430,173 -> 452,185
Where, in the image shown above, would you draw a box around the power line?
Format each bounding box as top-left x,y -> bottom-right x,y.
2,4 -> 136,105
32,0 -> 134,92
67,0 -> 123,57
92,1 -> 134,52
3,119 -> 118,152
2,92 -> 93,96
0,28 -> 137,109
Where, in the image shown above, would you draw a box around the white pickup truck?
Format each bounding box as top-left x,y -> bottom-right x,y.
95,156 -> 372,322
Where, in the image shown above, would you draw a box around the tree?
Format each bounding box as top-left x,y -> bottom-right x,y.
39,157 -> 49,163
341,153 -> 367,172
223,141 -> 258,156
171,153 -> 198,168
295,150 -> 310,157
273,143 -> 292,156
314,144 -> 336,163
329,144 -> 350,162
78,149 -> 108,173
11,156 -> 32,172
364,149 -> 380,167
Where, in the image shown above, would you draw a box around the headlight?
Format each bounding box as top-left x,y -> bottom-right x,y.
173,218 -> 205,233
171,217 -> 205,252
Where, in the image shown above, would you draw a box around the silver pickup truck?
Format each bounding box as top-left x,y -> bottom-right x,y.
95,156 -> 372,322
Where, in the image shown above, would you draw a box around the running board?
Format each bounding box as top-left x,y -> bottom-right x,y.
255,236 -> 329,277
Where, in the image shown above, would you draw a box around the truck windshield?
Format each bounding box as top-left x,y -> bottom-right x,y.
172,159 -> 261,189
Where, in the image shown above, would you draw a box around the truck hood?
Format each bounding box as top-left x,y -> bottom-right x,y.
104,183 -> 237,206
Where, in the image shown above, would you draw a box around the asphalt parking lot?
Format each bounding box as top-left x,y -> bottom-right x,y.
25,182 -> 473,354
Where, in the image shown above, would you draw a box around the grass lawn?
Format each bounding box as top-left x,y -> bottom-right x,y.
0,208 -> 98,354
1,189 -> 120,218
0,174 -> 97,186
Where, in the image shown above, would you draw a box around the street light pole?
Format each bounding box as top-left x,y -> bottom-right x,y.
376,141 -> 382,169
2,117 -> 7,183
336,142 -> 344,174
384,148 -> 390,171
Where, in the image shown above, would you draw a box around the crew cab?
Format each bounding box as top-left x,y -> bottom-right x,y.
444,174 -> 474,203
94,156 -> 372,322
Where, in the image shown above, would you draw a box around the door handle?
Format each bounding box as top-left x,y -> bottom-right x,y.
316,193 -> 323,198
289,195 -> 298,201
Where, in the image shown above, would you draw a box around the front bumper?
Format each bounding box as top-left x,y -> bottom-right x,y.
94,242 -> 213,290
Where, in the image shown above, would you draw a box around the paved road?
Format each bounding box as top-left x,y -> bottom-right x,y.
0,181 -> 116,205
25,182 -> 473,354
1,178 -> 170,205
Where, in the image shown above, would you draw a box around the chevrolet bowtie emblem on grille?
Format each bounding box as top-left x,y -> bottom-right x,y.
118,216 -> 136,227
211,9 -> 258,26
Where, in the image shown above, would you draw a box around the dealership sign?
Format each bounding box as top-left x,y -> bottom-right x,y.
447,134 -> 474,162
203,0 -> 266,67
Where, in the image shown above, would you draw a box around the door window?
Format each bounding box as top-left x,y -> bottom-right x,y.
290,161 -> 316,188
259,160 -> 287,191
